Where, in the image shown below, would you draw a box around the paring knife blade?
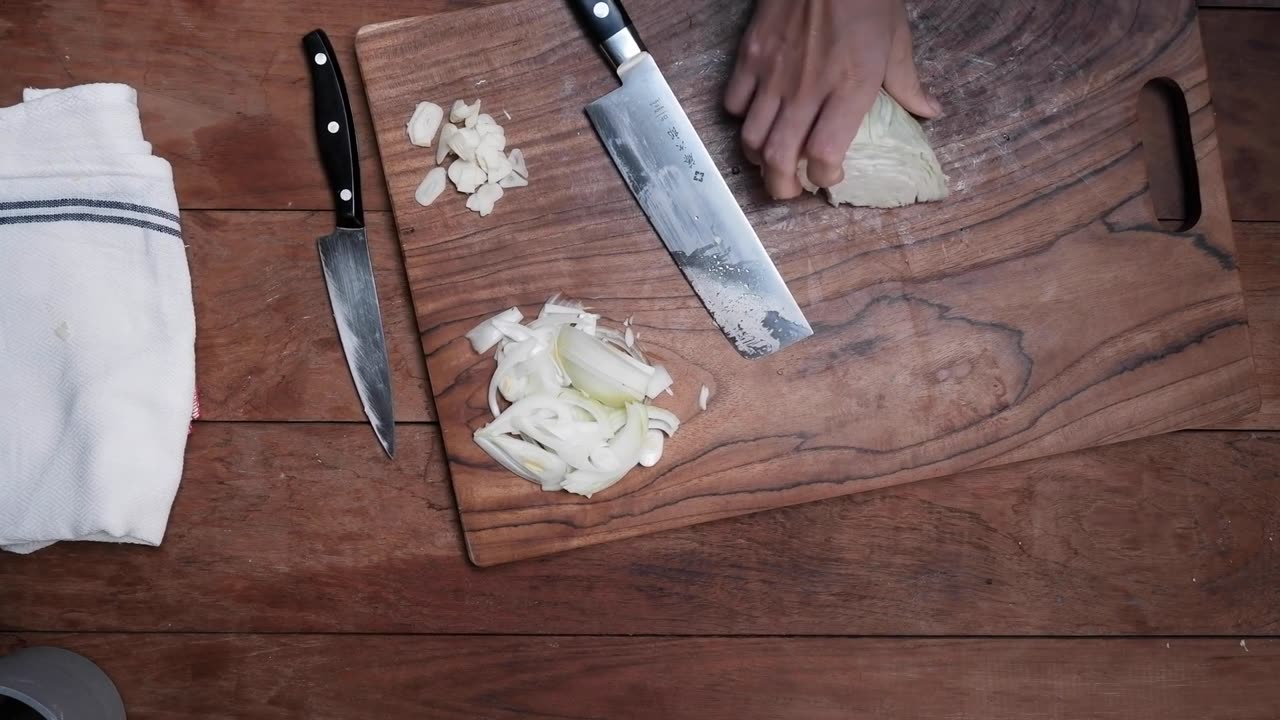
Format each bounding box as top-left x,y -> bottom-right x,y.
570,0 -> 813,358
303,29 -> 395,457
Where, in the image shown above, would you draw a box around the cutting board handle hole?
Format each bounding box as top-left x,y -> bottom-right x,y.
1138,78 -> 1202,232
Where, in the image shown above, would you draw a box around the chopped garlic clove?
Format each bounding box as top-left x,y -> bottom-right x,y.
478,146 -> 513,184
406,101 -> 444,147
437,123 -> 457,164
508,148 -> 528,179
448,127 -> 481,163
698,384 -> 710,411
498,173 -> 528,189
450,98 -> 480,123
466,182 -> 504,216
414,166 -> 448,206
448,160 -> 487,194
476,113 -> 497,128
477,126 -> 506,153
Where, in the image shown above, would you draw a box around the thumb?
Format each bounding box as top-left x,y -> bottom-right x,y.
883,25 -> 941,118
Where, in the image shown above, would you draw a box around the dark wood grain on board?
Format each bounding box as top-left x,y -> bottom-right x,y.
0,0 -> 500,211
186,211 -> 432,421
1,634 -> 1277,720
2,423 -> 1276,635
1201,9 -> 1280,220
357,0 -> 1258,565
181,215 -> 1275,427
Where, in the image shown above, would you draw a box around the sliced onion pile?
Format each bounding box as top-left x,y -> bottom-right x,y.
468,297 -> 680,498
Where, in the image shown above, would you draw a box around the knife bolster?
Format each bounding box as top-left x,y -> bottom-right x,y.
601,26 -> 645,69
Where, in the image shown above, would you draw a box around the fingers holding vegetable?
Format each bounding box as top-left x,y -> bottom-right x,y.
803,85 -> 879,189
725,0 -> 942,200
882,0 -> 942,119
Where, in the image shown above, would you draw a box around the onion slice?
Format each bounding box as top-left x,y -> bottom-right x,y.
466,307 -> 523,353
555,326 -> 652,408
644,365 -> 673,399
638,429 -> 664,468
468,296 -> 683,497
472,433 -> 567,490
561,402 -> 648,497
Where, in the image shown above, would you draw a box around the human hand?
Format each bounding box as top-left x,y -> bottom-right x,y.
724,0 -> 941,199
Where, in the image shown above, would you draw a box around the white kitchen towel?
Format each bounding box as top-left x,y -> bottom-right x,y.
0,84 -> 195,554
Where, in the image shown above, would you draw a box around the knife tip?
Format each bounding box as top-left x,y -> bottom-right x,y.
378,434 -> 395,459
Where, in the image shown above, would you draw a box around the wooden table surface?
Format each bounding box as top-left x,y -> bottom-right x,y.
1,1 -> 1278,717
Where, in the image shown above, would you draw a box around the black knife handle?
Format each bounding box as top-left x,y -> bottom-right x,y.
568,0 -> 646,68
303,29 -> 363,228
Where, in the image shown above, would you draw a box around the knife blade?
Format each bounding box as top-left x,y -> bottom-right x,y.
570,0 -> 813,358
303,29 -> 395,457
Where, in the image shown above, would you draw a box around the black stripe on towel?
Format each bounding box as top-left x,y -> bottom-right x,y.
0,213 -> 183,238
0,198 -> 181,224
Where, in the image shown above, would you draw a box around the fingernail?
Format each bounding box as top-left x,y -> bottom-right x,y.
927,95 -> 944,117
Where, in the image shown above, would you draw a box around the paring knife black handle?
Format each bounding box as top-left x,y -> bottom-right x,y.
567,0 -> 646,69
303,29 -> 363,229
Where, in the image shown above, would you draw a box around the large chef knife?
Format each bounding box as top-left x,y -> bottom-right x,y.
303,29 -> 395,457
570,0 -> 813,358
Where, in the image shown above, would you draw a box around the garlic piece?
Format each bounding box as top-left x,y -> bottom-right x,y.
498,173 -> 528,189
478,146 -> 513,184
448,160 -> 487,194
475,113 -> 497,128
477,125 -> 506,152
437,123 -> 457,164
698,384 -> 710,411
508,148 -> 528,179
448,127 -> 481,163
414,166 -> 448,206
450,98 -> 480,124
466,182 -> 504,216
406,101 -> 444,147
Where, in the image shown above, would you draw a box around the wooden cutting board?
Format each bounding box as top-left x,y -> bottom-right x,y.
356,0 -> 1258,565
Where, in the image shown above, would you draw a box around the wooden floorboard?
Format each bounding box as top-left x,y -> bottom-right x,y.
2,424 -> 1276,635
1202,10 -> 1280,221
1216,223 -> 1280,427
1,634 -> 1277,719
0,0 -> 501,212
1199,1 -> 1280,8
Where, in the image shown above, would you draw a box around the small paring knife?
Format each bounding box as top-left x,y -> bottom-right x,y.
303,29 -> 396,457
569,0 -> 813,358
